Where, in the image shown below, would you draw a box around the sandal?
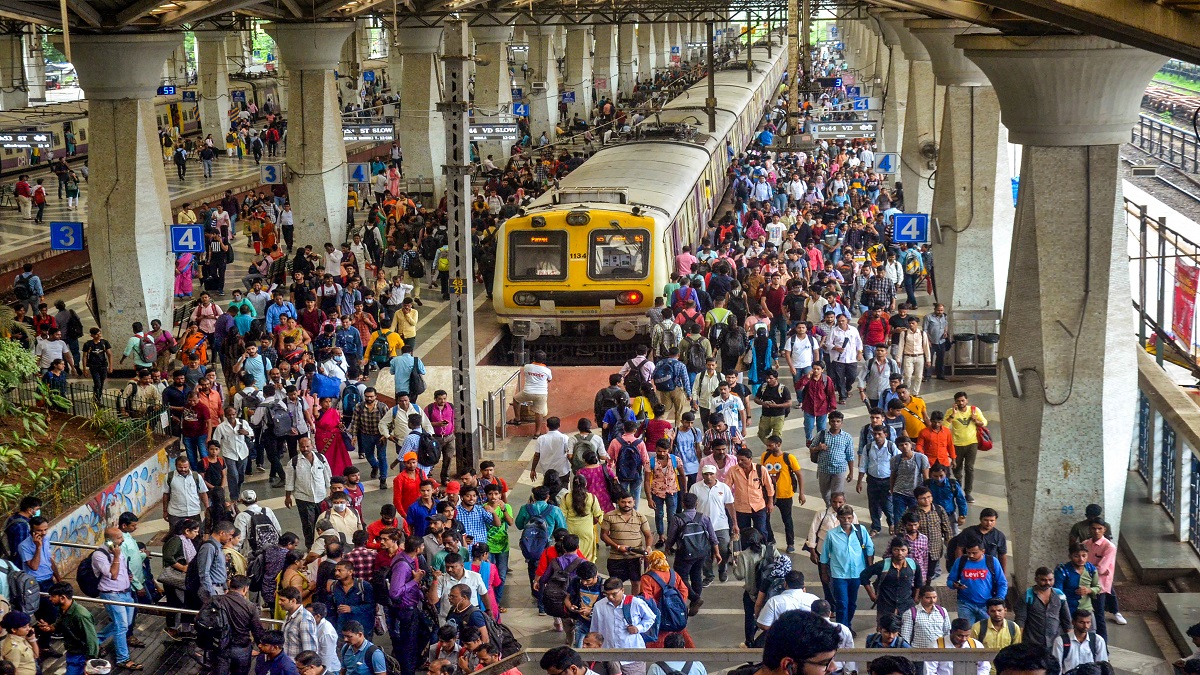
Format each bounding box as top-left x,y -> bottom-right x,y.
499,607 -> 508,613
127,636 -> 147,647
117,662 -> 144,670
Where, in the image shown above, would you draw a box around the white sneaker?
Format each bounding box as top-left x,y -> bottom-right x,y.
1113,612 -> 1128,625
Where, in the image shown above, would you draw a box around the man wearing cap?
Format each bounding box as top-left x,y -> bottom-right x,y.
690,464 -> 738,584
234,490 -> 283,556
392,451 -> 431,515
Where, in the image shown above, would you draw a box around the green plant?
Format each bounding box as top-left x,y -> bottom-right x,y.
30,382 -> 70,413
25,467 -> 46,489
0,482 -> 21,509
0,445 -> 26,473
83,406 -> 136,440
0,336 -> 36,388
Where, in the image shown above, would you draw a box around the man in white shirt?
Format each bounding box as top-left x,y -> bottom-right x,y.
530,416 -> 572,480
512,350 -> 553,436
378,393 -> 434,458
783,322 -> 820,386
247,282 -> 272,317
34,328 -> 73,373
757,570 -> 820,632
232,490 -> 282,555
163,456 -> 209,530
1054,610 -> 1109,675
690,465 -> 736,583
426,551 -> 493,619
590,578 -> 656,675
211,406 -> 255,499
310,603 -> 342,674
933,618 -> 991,675
823,314 -> 863,403
284,437 -> 334,548
324,243 -> 344,276
811,599 -> 855,674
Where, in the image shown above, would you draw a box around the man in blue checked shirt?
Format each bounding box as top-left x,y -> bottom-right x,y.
653,346 -> 692,425
456,486 -> 501,546
812,410 -> 856,506
265,291 -> 297,334
856,426 -> 899,535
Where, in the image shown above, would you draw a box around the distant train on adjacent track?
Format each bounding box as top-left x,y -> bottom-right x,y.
492,38 -> 787,363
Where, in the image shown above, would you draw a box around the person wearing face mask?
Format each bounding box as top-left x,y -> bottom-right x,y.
316,492 -> 365,548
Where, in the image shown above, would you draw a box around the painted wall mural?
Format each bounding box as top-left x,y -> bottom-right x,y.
47,447 -> 171,568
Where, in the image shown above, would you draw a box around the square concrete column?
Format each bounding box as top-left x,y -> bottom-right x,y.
884,13 -> 942,215
394,27 -> 446,198
195,32 -> 232,147
654,23 -> 671,72
564,27 -> 593,122
225,32 -> 246,74
618,23 -> 637,97
473,24 -> 515,161
908,20 -> 1013,322
870,10 -> 907,157
71,33 -> 180,332
525,25 -> 561,143
958,33 -> 1166,587
0,35 -> 28,110
268,22 -> 356,249
593,24 -> 617,103
162,41 -> 189,86
23,26 -> 44,103
636,24 -> 656,83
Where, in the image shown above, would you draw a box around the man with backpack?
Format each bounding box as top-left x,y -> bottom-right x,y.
1053,610 -> 1111,675
198,574 -> 265,675
234,489 -> 282,557
650,315 -> 683,363
678,323 -> 713,389
120,322 -> 157,373
664,492 -> 719,612
972,597 -> 1023,653
285,437 -> 334,548
620,345 -> 655,399
13,266 -> 43,317
84,527 -> 142,670
593,374 -> 630,430
608,421 -> 650,503
516,486 -> 567,601
2,497 -> 39,564
653,347 -> 692,426
590,577 -> 657,675
947,534 -> 1008,626
339,620 -> 392,675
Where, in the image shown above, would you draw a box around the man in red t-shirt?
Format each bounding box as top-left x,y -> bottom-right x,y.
392,451 -> 429,514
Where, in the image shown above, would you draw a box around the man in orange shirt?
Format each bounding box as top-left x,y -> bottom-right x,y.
392,451 -> 429,514
916,411 -> 955,468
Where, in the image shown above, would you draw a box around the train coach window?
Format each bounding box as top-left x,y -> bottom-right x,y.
590,229 -> 649,279
508,230 -> 567,281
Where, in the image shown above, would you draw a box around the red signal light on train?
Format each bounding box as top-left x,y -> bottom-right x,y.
618,291 -> 643,305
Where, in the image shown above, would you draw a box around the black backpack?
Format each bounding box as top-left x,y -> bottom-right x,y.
624,360 -> 648,397
683,338 -> 708,373
419,236 -> 440,260
655,663 -> 698,675
542,556 -> 585,618
615,436 -> 643,482
407,256 -> 426,279
269,404 -> 293,437
194,598 -> 232,651
722,326 -> 748,363
481,607 -> 522,657
247,551 -> 266,593
247,510 -> 279,553
12,273 -> 32,301
75,548 -> 110,597
185,539 -> 220,596
676,512 -> 710,560
412,431 -> 440,466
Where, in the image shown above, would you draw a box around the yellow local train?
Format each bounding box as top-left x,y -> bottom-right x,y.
493,38 -> 787,362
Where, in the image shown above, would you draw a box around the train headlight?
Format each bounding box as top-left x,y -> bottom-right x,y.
565,211 -> 591,226
531,216 -> 546,228
617,291 -> 643,305
513,292 -> 539,306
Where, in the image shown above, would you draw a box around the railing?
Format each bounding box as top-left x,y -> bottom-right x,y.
1130,113 -> 1200,175
481,369 -> 522,453
7,378 -> 167,422
52,540 -> 163,558
42,592 -> 284,626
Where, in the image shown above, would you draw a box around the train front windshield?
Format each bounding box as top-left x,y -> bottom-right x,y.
590,229 -> 649,279
508,231 -> 568,281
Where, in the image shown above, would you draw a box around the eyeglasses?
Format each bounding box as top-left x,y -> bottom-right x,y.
803,657 -> 838,673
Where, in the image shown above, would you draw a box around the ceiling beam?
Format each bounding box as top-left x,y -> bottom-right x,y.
156,0 -> 264,24
0,0 -> 67,24
113,0 -> 172,26
278,0 -> 306,17
986,0 -> 1200,62
65,0 -> 102,27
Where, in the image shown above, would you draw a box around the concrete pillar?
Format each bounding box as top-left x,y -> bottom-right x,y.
884,13 -> 941,215
268,22 -> 355,249
654,23 -> 670,72
909,20 -> 1012,323
0,35 -> 28,109
394,27 -> 445,197
225,32 -> 246,74
958,34 -> 1165,586
564,27 -> 593,122
162,41 -> 189,86
525,25 -> 561,142
618,23 -> 637,97
473,24 -> 515,161
512,26 -> 528,68
871,11 -> 907,155
593,24 -> 617,103
636,24 -> 656,83
866,21 -> 886,96
669,22 -> 684,66
23,26 -> 44,103
71,34 -> 179,332
195,32 -> 232,147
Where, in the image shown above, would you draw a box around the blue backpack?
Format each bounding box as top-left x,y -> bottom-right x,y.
622,594 -> 661,643
643,571 -> 688,633
615,437 -> 643,483
519,508 -> 550,562
312,372 -> 341,398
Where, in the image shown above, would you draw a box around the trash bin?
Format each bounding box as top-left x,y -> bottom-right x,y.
954,334 -> 977,365
976,333 -> 1000,366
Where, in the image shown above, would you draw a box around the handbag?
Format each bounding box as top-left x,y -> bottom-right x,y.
603,467 -> 624,504
974,406 -> 994,451
159,565 -> 186,588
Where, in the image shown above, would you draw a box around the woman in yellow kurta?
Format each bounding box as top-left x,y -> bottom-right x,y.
561,473 -> 604,560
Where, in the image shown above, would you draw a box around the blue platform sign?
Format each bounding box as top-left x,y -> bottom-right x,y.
892,213 -> 930,244
1011,176 -> 1020,206
50,221 -> 83,251
363,70 -> 376,82
232,90 -> 246,103
875,153 -> 898,174
511,88 -> 523,100
561,91 -> 576,103
170,224 -> 204,254
671,46 -> 681,55
829,25 -> 838,38
846,86 -> 860,96
852,97 -> 869,111
512,103 -> 529,117
182,90 -> 197,102
348,163 -> 370,183
157,85 -> 176,96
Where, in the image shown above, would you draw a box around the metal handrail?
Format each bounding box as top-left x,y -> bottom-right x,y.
51,540 -> 163,558
481,368 -> 522,453
40,592 -> 284,625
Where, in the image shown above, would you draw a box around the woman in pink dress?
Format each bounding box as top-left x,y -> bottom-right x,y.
575,450 -> 616,513
174,252 -> 194,298
314,397 -> 353,478
387,165 -> 401,198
